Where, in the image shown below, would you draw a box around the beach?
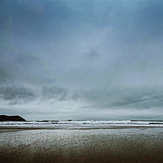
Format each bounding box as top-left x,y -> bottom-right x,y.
1,126 -> 163,163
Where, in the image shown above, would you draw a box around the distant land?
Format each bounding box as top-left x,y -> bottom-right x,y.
0,115 -> 26,121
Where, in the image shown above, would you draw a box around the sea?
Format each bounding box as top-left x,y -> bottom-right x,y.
1,120 -> 163,128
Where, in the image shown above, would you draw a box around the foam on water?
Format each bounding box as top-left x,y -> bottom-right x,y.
0,120 -> 163,128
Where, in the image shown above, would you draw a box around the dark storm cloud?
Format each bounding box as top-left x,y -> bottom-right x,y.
0,84 -> 70,104
0,84 -> 36,105
2,84 -> 163,109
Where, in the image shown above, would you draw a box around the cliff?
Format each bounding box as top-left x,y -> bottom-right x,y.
0,115 -> 26,121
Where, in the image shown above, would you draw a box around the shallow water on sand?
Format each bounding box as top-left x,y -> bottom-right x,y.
1,128 -> 163,163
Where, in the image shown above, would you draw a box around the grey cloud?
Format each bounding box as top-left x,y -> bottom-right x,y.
0,85 -> 70,104
2,85 -> 163,109
83,87 -> 163,109
83,49 -> 99,61
0,65 -> 12,83
0,48 -> 54,86
1,0 -> 163,119
1,0 -> 163,89
1,84 -> 163,120
71,92 -> 81,100
0,85 -> 36,105
134,0 -> 163,39
41,86 -> 68,101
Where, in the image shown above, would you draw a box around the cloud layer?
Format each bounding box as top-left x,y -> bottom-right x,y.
1,0 -> 163,120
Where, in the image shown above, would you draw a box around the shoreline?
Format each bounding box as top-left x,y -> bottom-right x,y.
1,125 -> 163,132
1,128 -> 163,163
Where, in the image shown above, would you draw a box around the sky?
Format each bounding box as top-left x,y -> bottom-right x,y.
1,0 -> 163,120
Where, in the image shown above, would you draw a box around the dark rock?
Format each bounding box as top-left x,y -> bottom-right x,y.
0,115 -> 26,121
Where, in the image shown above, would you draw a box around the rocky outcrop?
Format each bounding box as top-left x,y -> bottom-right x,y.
0,115 -> 26,121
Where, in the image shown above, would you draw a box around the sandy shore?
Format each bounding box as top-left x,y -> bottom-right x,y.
1,127 -> 163,163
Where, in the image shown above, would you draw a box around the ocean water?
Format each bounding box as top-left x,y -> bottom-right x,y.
1,120 -> 163,128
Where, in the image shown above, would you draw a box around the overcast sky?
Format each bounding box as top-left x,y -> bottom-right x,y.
1,0 -> 163,120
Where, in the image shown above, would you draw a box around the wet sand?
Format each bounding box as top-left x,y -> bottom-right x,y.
1,127 -> 163,163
